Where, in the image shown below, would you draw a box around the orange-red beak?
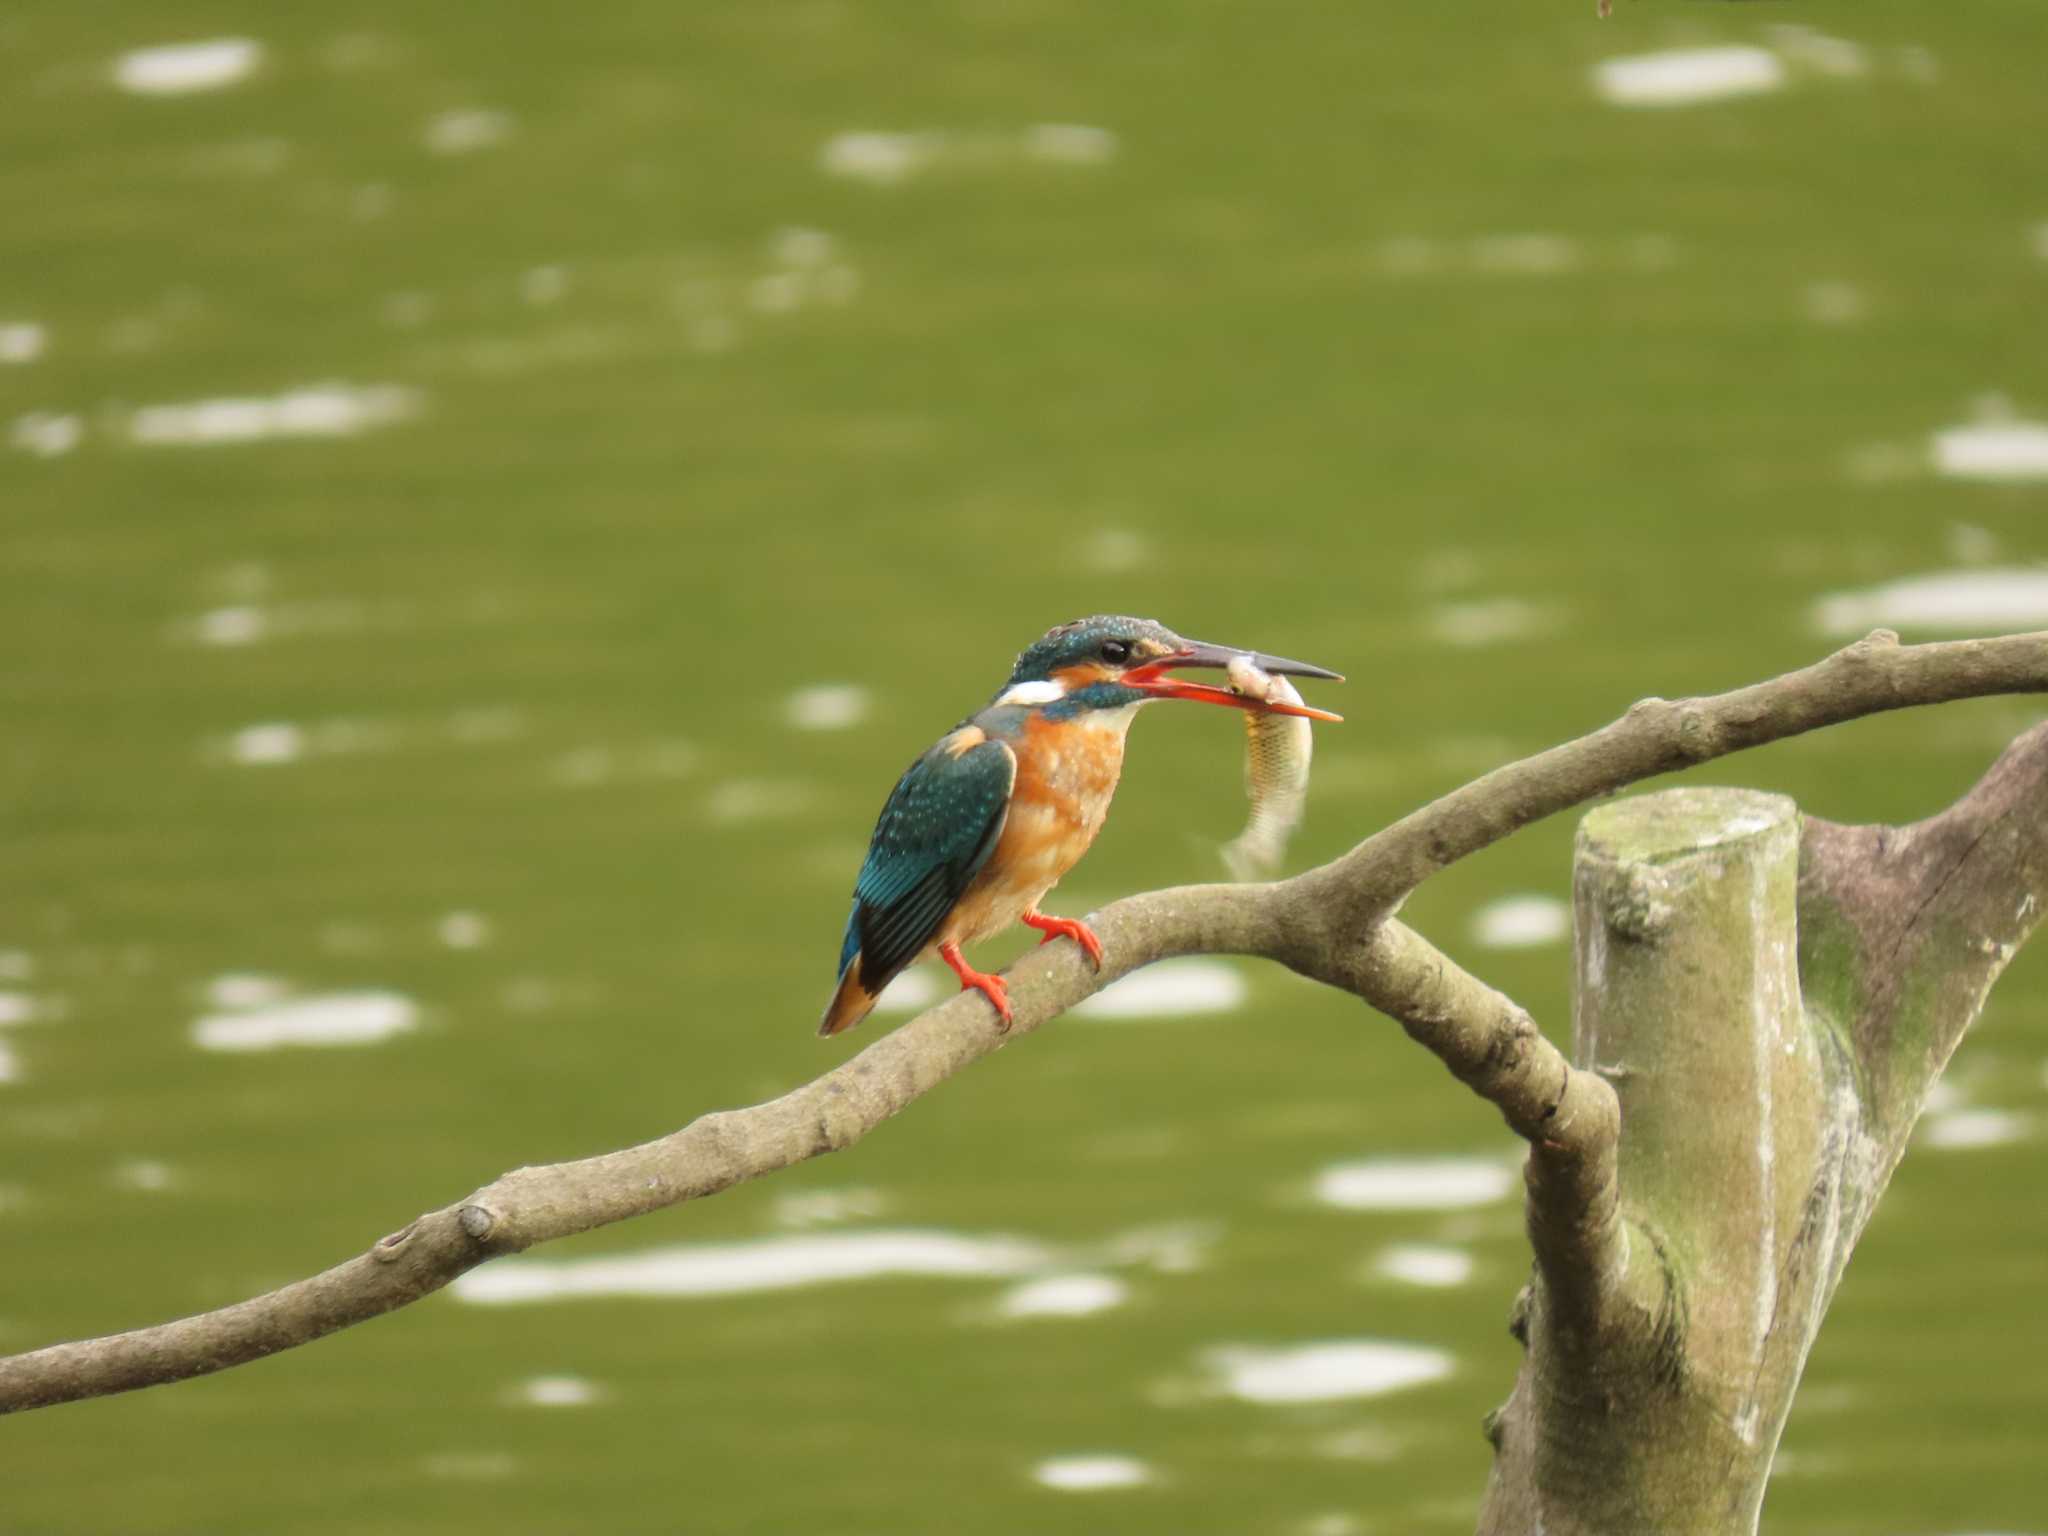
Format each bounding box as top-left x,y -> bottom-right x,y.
1124,641 -> 1344,722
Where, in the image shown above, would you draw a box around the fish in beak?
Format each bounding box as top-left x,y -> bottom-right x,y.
1123,639 -> 1344,722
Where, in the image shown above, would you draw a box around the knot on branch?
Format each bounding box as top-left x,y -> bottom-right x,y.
1484,1007 -> 1542,1079
1842,627 -> 1902,660
1675,706 -> 1721,761
1588,862 -> 1675,943
808,1080 -> 877,1156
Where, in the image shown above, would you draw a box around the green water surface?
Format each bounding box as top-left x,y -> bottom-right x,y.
4,3 -> 2046,1532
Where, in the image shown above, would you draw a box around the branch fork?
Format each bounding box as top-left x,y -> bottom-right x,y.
4,627 -> 2045,1513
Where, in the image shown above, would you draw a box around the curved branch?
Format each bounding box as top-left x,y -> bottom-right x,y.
3,629 -> 2044,1415
1303,628 -> 2048,927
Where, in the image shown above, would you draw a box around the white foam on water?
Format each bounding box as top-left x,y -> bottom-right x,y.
128,383 -> 420,447
1313,1156 -> 1517,1212
1081,527 -> 1146,573
309,717 -> 401,756
1031,1455 -> 1153,1491
1468,233 -> 1579,275
11,413 -> 82,458
1376,235 -> 1438,276
1372,1244 -> 1474,1289
382,290 -> 434,329
500,977 -> 557,1013
114,38 -> 261,95
453,1229 -> 1052,1305
821,126 -> 1115,184
1811,568 -> 2048,636
820,131 -> 941,185
1471,894 -> 1569,950
0,323 -> 46,364
1950,523 -> 2000,564
770,227 -> 836,268
0,992 -> 37,1027
1593,46 -> 1787,108
512,1375 -> 602,1407
686,312 -> 738,354
996,1273 -> 1129,1320
1074,958 -> 1245,1019
550,745 -> 614,787
1429,597 -> 1552,648
785,683 -> 870,731
1767,24 -> 1869,77
1920,1109 -> 2031,1150
772,1188 -> 888,1228
520,265 -> 570,306
1934,421 -> 2048,481
191,990 -> 419,1052
1895,44 -> 1940,83
0,1040 -> 19,1084
1804,279 -> 1866,326
438,911 -> 492,950
1102,1220 -> 1219,1275
228,722 -> 305,765
205,972 -> 291,1010
194,605 -> 267,645
748,272 -> 806,314
421,1452 -> 516,1481
1201,1340 -> 1454,1404
448,706 -> 528,744
873,968 -> 941,1013
1024,123 -> 1119,164
425,108 -> 514,155
111,1159 -> 178,1192
705,777 -> 812,825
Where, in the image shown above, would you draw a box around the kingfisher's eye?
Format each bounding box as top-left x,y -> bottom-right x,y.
1099,638 -> 1133,665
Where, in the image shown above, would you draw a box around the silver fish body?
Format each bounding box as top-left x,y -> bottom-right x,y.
1221,654 -> 1313,879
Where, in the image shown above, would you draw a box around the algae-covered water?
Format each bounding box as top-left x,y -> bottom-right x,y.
4,4 -> 2047,1532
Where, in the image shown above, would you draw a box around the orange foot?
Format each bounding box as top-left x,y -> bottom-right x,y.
1022,909 -> 1104,970
940,940 -> 1013,1029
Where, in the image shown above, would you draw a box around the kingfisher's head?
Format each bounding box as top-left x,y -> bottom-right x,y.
994,615 -> 1342,720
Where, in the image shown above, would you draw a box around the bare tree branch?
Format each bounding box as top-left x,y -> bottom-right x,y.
1478,730 -> 2048,1536
1801,719 -> 2048,1139
1303,627 -> 2048,924
3,629 -> 2044,1417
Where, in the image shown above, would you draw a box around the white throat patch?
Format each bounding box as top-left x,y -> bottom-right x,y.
995,679 -> 1067,707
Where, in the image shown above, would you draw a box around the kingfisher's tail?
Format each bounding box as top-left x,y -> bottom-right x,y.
818,959 -> 880,1038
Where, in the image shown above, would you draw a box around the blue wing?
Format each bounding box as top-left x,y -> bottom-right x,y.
838,733 -> 1017,990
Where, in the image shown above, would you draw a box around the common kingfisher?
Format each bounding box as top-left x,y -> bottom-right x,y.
819,615 -> 1342,1038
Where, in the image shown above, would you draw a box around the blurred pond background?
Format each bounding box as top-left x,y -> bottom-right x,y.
4,3 -> 2047,1532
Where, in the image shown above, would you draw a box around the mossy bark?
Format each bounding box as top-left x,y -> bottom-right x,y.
1478,732 -> 2048,1536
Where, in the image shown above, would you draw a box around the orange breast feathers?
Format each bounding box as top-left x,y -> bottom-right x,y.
945,712 -> 1129,947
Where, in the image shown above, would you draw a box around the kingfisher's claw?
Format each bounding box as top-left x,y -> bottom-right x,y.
1022,910 -> 1104,971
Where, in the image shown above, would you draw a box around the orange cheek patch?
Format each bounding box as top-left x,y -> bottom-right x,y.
1051,662 -> 1113,692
